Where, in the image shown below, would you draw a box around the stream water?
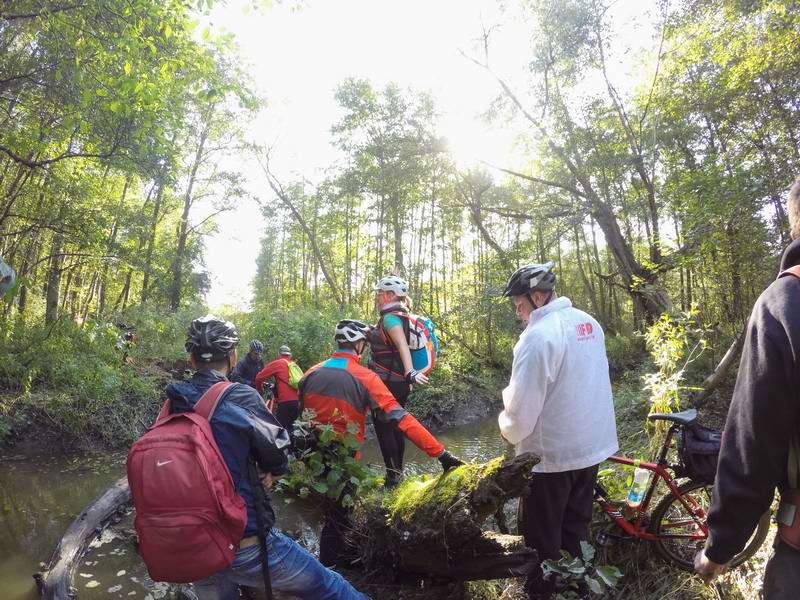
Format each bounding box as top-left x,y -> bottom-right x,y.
0,414 -> 508,599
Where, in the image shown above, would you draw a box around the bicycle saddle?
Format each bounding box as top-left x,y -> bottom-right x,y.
647,408 -> 698,425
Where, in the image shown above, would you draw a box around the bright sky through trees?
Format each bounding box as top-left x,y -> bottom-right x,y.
203,0 -> 659,309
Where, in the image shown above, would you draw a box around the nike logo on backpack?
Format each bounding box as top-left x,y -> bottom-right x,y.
156,459 -> 173,467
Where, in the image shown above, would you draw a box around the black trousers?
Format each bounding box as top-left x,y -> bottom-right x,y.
275,400 -> 300,441
372,380 -> 410,480
764,539 -> 800,599
319,498 -> 352,567
519,464 -> 599,598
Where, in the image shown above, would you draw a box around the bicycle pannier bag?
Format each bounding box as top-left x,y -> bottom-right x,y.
127,381 -> 247,583
678,423 -> 722,483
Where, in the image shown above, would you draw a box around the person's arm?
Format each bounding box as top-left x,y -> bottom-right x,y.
386,319 -> 428,384
255,360 -> 281,393
239,390 -> 290,476
498,330 -> 558,445
703,298 -> 798,566
362,369 -> 444,457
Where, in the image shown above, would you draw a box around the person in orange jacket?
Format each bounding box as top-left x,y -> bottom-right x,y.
256,345 -> 301,434
298,319 -> 464,565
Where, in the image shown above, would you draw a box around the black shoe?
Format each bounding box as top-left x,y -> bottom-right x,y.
384,471 -> 403,489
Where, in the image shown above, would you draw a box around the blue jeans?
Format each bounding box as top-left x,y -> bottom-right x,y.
194,529 -> 370,600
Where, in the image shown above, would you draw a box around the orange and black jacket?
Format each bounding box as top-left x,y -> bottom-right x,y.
298,350 -> 444,457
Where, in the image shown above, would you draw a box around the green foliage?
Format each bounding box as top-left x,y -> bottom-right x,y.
541,542 -> 623,599
0,306 -> 214,446
277,411 -> 382,508
642,310 -> 708,416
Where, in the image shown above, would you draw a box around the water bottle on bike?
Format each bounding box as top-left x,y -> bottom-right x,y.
626,463 -> 650,508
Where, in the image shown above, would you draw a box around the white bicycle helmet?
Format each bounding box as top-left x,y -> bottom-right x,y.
334,320 -> 371,344
373,275 -> 409,297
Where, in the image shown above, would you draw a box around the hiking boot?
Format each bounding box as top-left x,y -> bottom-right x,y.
384,471 -> 403,489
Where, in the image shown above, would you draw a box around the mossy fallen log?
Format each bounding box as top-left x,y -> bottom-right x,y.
355,453 -> 540,580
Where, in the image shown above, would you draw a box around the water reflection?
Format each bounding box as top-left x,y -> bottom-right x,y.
0,414 -> 506,598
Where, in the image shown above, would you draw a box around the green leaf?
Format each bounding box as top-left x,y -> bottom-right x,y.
164,24 -> 173,38
585,576 -> 603,595
596,565 -> 622,587
580,541 -> 595,562
312,481 -> 328,494
123,62 -> 132,75
95,87 -> 108,97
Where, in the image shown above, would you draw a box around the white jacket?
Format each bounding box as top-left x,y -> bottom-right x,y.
498,297 -> 618,472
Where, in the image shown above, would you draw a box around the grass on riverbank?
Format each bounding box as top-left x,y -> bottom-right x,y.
0,307 -> 198,447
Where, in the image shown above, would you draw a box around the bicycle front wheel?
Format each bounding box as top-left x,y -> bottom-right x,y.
649,480 -> 770,571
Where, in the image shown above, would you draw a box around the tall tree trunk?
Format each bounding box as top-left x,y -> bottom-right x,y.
170,115 -> 211,311
45,235 -> 64,325
141,179 -> 165,305
258,157 -> 345,307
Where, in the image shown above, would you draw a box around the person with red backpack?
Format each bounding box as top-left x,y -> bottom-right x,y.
368,275 -> 430,487
128,315 -> 368,600
256,345 -> 301,435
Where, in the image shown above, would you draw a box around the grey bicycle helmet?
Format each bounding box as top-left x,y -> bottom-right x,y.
373,275 -> 409,297
502,261 -> 556,297
249,340 -> 264,354
334,319 -> 371,344
185,315 -> 240,362
279,345 -> 291,356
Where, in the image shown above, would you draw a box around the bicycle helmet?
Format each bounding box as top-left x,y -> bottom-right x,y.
334,319 -> 371,344
249,340 -> 264,354
0,259 -> 15,297
502,261 -> 556,297
279,345 -> 291,356
373,275 -> 409,297
185,315 -> 240,363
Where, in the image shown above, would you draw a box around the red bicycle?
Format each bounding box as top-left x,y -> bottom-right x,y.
591,409 -> 770,570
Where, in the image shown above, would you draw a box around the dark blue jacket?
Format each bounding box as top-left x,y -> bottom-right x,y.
232,355 -> 265,389
166,369 -> 289,536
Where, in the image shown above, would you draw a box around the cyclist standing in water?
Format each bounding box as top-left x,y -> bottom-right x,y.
498,261 -> 618,600
368,275 -> 428,487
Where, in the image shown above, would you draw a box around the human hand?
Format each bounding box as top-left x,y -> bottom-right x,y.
405,369 -> 429,385
258,470 -> 274,489
694,548 -> 727,584
438,450 -> 465,472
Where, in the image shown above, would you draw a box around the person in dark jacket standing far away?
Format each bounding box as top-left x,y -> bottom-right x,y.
171,316 -> 369,600
256,345 -> 301,433
498,262 -> 618,600
695,179 -> 800,598
231,339 -> 264,389
299,319 -> 464,566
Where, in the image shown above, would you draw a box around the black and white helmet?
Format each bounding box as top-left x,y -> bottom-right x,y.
501,261 -> 556,297
334,319 -> 371,344
185,315 -> 240,362
249,340 -> 264,354
373,275 -> 408,297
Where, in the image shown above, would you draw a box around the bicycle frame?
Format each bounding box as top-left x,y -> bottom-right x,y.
594,424 -> 709,542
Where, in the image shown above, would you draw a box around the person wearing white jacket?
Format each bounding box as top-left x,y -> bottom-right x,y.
498,261 -> 618,599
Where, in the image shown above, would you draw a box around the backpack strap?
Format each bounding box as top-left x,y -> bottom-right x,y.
193,381 -> 235,421
778,265 -> 800,280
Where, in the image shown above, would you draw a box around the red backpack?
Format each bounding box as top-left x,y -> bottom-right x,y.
127,381 -> 247,583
